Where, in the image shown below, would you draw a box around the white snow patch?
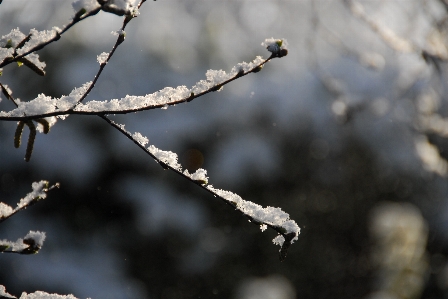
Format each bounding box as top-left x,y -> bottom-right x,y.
132,132 -> 149,147
97,52 -> 109,64
24,231 -> 46,247
148,145 -> 182,170
0,203 -> 13,218
19,291 -> 79,299
262,37 -> 288,54
18,180 -> 48,208
207,185 -> 300,246
184,168 -> 208,184
16,29 -> 58,55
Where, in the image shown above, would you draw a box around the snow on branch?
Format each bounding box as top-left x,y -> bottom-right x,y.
100,116 -> 300,261
1,284 -> 80,299
0,36 -> 297,259
0,231 -> 46,254
0,28 -> 60,75
0,82 -> 92,120
0,0 -> 143,71
0,181 -> 58,255
0,180 -> 60,223
0,39 -> 287,121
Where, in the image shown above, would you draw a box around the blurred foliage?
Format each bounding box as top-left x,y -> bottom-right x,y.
2,1 -> 448,299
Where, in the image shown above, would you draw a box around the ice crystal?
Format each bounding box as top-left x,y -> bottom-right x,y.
132,132 -> 149,147
97,52 -> 109,64
18,180 -> 48,208
185,168 -> 208,184
0,202 -> 13,218
148,145 -> 182,171
207,185 -> 300,246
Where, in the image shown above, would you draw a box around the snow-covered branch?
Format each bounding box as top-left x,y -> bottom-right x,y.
0,0 -> 302,298
100,116 -> 300,261
0,180 -> 59,224
1,284 -> 80,299
0,49 -> 283,121
0,181 -> 59,255
0,0 -> 142,71
0,231 -> 46,255
0,0 -> 297,265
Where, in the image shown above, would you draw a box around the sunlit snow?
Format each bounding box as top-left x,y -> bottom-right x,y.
18,180 -> 48,208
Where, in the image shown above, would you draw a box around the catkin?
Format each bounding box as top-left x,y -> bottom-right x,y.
36,118 -> 50,134
25,121 -> 36,162
14,121 -> 25,148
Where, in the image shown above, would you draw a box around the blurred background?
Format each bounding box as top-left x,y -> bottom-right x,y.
1,1 -> 448,298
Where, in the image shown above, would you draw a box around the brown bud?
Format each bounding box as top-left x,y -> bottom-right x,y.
278,49 -> 288,58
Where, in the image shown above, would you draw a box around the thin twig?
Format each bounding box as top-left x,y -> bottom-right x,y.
0,182 -> 60,223
100,115 -> 291,240
0,55 -> 275,121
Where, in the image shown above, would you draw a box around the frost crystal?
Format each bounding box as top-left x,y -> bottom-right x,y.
0,231 -> 46,254
207,185 -> 242,206
0,28 -> 25,62
111,30 -> 125,37
272,235 -> 285,246
0,81 -> 91,118
23,53 -> 46,71
0,239 -> 13,250
0,202 -> 13,218
18,181 -> 48,208
0,28 -> 26,49
19,94 -> 55,115
16,29 -> 59,55
184,168 -> 208,184
206,69 -> 231,85
0,55 -> 268,118
97,52 -> 109,64
207,185 -> 300,246
74,85 -> 191,113
0,285 -> 15,299
132,132 -> 149,147
231,56 -> 265,74
24,231 -> 46,247
148,145 -> 182,170
0,48 -> 14,64
19,291 -> 79,299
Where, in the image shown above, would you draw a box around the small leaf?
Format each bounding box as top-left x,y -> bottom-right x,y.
74,8 -> 87,20
5,39 -> 13,49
